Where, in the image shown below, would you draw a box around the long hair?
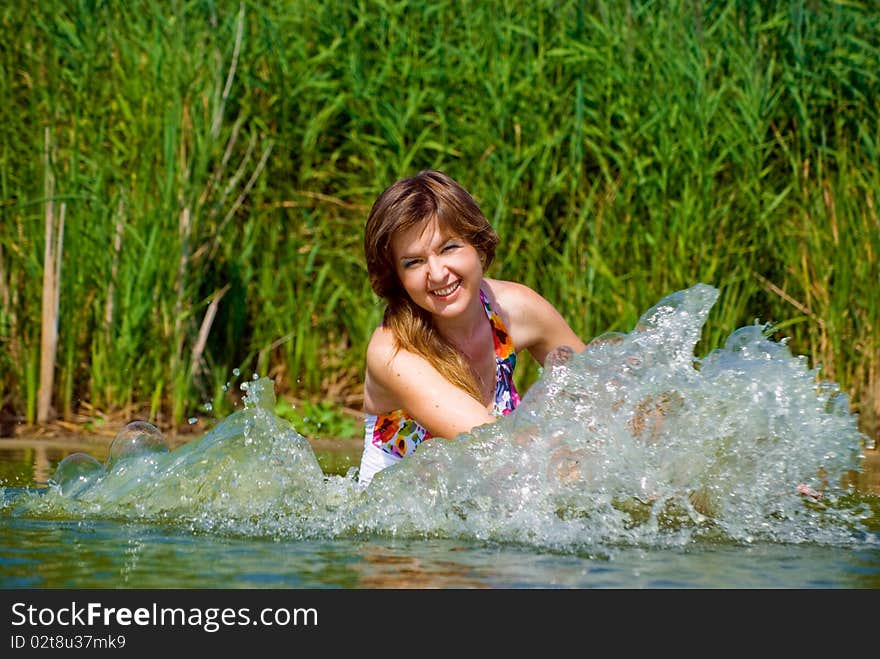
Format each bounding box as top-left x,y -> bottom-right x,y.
364,170 -> 499,402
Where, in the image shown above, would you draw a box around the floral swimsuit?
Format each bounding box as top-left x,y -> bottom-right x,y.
364,289 -> 520,460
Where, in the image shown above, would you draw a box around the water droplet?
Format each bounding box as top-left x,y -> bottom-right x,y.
233,368 -> 240,376
188,417 -> 198,425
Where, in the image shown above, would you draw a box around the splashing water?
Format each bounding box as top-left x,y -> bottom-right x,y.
3,284 -> 874,550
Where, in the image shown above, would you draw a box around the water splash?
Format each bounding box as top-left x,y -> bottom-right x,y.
3,284 -> 875,550
52,452 -> 104,497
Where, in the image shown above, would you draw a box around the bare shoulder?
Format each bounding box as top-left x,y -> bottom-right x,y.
482,278 -> 558,322
365,324 -> 449,399
365,324 -> 397,364
482,278 -> 585,364
364,325 -> 415,413
364,325 -> 407,393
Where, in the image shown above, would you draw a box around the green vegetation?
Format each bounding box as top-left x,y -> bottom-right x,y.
1,0 -> 877,444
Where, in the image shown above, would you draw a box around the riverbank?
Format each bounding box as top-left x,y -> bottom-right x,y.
0,418 -> 363,455
0,420 -> 363,486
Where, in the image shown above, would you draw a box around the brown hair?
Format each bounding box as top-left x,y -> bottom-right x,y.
364,170 -> 500,402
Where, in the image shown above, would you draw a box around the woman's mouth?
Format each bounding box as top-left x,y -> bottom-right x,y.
430,280 -> 461,297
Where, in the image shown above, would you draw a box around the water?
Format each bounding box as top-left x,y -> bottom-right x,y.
2,283 -> 878,589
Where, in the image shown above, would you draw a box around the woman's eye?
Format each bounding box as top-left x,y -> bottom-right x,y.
402,259 -> 422,269
442,243 -> 461,252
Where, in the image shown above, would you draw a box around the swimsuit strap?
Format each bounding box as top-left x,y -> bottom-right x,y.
479,289 -> 515,361
479,289 -> 520,415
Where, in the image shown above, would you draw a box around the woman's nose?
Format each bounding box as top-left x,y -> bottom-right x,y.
426,255 -> 446,282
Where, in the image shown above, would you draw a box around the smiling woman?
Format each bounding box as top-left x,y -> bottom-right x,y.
358,170 -> 586,486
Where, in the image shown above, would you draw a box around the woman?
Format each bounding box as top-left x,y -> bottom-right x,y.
359,170 -> 586,486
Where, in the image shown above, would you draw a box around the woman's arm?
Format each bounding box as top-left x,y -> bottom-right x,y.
364,328 -> 497,440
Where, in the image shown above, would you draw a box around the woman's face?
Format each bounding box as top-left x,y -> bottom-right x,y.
391,215 -> 483,319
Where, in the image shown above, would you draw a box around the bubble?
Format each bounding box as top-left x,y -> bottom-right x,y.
188,417 -> 198,425
107,420 -> 169,468
51,452 -> 105,496
204,403 -> 213,412
233,368 -> 240,376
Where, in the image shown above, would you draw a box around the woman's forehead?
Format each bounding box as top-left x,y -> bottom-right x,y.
392,215 -> 459,252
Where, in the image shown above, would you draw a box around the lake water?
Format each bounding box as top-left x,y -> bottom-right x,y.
2,285 -> 879,589
1,439 -> 878,589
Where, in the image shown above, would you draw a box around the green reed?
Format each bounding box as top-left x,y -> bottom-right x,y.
0,0 -> 877,443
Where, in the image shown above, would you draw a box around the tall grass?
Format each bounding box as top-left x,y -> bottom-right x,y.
0,0 -> 877,443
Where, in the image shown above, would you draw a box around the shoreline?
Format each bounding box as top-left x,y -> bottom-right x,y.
0,420 -> 363,454
1,419 -> 875,457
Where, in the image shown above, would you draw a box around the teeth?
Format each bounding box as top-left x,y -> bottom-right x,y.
432,281 -> 460,296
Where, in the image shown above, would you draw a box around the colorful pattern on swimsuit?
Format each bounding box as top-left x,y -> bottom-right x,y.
364,289 -> 521,459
